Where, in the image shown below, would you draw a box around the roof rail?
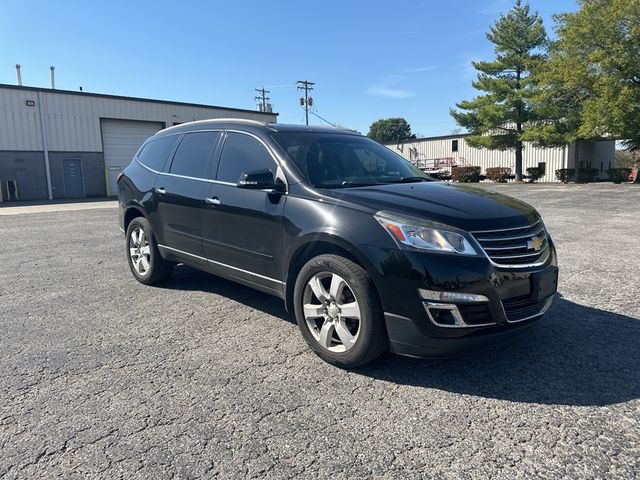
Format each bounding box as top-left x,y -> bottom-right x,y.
161,117 -> 270,133
198,117 -> 270,126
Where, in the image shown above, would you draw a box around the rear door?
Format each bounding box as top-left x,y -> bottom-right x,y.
153,131 -> 222,264
202,131 -> 286,295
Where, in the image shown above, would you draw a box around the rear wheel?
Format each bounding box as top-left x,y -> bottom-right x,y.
293,254 -> 387,368
126,217 -> 172,285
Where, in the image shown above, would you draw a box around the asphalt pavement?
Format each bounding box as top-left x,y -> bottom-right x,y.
0,183 -> 638,479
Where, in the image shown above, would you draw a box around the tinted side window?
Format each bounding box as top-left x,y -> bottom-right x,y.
217,132 -> 277,183
169,131 -> 221,178
136,135 -> 178,172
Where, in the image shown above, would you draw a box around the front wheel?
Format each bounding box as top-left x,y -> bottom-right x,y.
126,217 -> 173,285
293,254 -> 387,368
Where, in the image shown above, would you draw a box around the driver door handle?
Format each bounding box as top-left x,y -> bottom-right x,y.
205,197 -> 221,206
154,187 -> 166,195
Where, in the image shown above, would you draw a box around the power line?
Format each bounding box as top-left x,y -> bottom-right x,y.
309,110 -> 337,127
254,87 -> 271,112
296,80 -> 314,125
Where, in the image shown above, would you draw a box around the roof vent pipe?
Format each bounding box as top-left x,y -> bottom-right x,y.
49,66 -> 55,89
16,64 -> 22,86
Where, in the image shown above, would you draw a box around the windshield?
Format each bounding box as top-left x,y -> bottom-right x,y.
271,132 -> 433,188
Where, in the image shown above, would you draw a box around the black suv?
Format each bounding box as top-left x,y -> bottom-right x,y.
118,119 -> 558,368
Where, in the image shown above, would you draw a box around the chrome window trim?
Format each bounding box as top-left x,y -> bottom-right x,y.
157,170 -> 236,186
157,244 -> 285,286
135,131 -> 185,172
219,129 -> 289,192
502,295 -> 554,324
224,129 -> 281,162
135,159 -> 236,186
135,157 -> 161,174
138,128 -> 290,192
164,129 -> 223,178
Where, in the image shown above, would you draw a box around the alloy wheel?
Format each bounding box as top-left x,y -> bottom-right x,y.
302,272 -> 361,353
129,226 -> 151,276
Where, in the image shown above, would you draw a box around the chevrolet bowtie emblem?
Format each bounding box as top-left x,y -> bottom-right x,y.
528,236 -> 543,251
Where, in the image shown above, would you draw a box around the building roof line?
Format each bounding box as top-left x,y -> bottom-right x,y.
0,83 -> 278,117
384,133 -> 472,144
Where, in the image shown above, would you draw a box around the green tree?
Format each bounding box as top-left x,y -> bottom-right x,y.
367,118 -> 415,143
614,150 -> 638,170
526,0 -> 640,157
450,0 -> 548,181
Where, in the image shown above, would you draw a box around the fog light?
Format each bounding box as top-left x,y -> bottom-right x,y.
429,308 -> 457,326
423,302 -> 466,328
418,289 -> 489,303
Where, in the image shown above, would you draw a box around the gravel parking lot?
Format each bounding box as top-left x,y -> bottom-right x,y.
1,184 -> 639,479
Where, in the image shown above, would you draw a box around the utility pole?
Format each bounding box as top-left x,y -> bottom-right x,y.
254,87 -> 271,112
297,80 -> 314,125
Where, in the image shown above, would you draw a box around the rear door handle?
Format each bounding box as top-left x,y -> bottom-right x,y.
154,187 -> 166,195
205,197 -> 221,206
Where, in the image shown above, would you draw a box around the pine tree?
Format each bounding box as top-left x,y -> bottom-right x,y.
526,0 -> 640,155
450,0 -> 547,181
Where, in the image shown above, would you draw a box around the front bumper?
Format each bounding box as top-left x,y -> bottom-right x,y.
384,311 -> 543,358
360,241 -> 558,358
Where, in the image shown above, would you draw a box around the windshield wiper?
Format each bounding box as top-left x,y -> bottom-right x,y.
339,181 -> 378,188
319,177 -> 430,188
383,176 -> 431,184
315,181 -> 377,189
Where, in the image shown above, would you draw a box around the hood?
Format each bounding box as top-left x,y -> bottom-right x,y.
326,182 -> 539,231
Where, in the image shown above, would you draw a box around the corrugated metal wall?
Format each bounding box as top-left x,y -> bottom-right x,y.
0,86 -> 277,152
0,88 -> 44,150
386,136 -> 568,182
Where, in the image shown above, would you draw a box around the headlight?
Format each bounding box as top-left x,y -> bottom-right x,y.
375,211 -> 478,255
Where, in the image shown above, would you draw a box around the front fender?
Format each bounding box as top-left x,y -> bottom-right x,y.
286,230 -> 380,274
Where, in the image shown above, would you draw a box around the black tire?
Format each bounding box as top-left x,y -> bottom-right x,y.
125,216 -> 173,285
293,254 -> 388,368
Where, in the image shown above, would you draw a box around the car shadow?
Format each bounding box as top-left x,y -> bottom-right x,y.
156,264 -> 295,324
158,266 -> 639,407
358,295 -> 640,407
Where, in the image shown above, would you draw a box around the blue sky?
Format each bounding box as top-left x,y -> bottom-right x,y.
0,0 -> 577,137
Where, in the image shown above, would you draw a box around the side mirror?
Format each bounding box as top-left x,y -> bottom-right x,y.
237,169 -> 284,193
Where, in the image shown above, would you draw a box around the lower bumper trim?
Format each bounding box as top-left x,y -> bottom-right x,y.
384,310 -> 542,359
503,295 -> 554,323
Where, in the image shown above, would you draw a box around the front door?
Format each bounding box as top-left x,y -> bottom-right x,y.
63,159 -> 85,198
152,131 -> 222,264
203,132 -> 285,295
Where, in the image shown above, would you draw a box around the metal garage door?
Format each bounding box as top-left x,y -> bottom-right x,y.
101,119 -> 164,195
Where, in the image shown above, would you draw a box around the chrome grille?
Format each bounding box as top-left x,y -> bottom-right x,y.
470,220 -> 549,267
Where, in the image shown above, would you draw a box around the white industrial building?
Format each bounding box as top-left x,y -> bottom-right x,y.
386,134 -> 616,182
0,83 -> 277,201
